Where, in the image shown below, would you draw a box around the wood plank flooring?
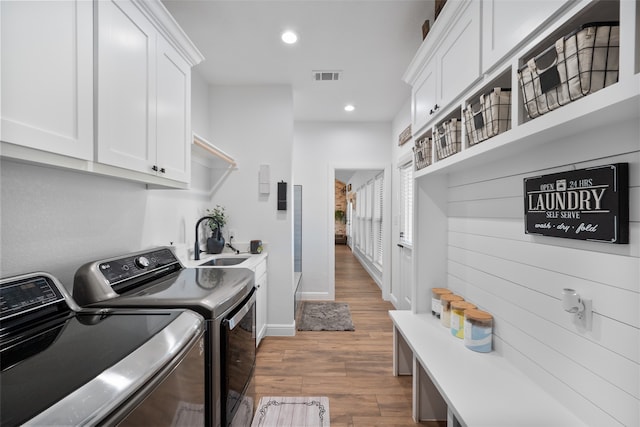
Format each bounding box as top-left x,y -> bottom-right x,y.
254,244 -> 434,427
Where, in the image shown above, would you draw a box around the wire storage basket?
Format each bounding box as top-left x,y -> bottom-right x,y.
413,135 -> 432,171
518,21 -> 619,119
435,118 -> 461,161
463,88 -> 512,146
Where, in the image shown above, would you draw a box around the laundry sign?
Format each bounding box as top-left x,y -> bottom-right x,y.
524,163 -> 628,243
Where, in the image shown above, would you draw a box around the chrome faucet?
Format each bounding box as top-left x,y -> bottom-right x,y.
194,216 -> 219,261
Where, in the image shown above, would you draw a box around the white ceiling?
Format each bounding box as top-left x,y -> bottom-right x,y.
162,0 -> 434,122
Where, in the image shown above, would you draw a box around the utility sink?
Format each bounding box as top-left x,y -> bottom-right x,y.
198,256 -> 250,266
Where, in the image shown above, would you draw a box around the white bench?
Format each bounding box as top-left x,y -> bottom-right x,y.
390,310 -> 586,426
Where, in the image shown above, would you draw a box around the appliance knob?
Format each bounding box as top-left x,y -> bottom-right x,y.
135,256 -> 150,268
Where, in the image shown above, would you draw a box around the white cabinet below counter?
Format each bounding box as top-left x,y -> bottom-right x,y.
254,257 -> 268,347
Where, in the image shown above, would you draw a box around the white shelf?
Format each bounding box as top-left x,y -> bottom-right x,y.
414,75 -> 640,179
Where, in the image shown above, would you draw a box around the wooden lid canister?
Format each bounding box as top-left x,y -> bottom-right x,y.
440,294 -> 464,305
464,309 -> 493,324
451,301 -> 476,312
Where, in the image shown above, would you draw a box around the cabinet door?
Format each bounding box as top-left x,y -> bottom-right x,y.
1,0 -> 93,160
412,60 -> 438,132
156,37 -> 191,183
437,0 -> 481,107
482,0 -> 570,72
256,273 -> 268,347
97,0 -> 157,174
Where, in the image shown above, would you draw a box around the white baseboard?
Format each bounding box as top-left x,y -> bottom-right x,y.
265,322 -> 296,337
298,291 -> 333,301
352,250 -> 382,289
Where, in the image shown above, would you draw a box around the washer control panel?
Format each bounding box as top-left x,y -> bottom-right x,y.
0,275 -> 65,322
98,248 -> 180,286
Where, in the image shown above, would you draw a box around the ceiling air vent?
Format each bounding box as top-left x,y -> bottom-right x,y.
312,70 -> 342,81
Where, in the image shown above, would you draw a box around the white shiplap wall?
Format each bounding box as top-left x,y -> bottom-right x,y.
443,117 -> 639,426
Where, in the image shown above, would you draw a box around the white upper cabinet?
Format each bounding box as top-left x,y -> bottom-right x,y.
481,0 -> 571,73
1,0 -> 93,160
97,0 -> 193,183
97,0 -> 158,176
406,0 -> 481,133
412,61 -> 438,132
437,0 -> 481,108
1,0 -> 202,188
156,37 -> 192,183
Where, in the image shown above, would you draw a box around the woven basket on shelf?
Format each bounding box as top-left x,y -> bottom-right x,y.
435,118 -> 461,161
413,136 -> 432,171
463,88 -> 511,146
518,22 -> 619,119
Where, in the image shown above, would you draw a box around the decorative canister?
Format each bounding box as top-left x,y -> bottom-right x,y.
464,309 -> 494,353
440,294 -> 464,327
450,301 -> 477,338
431,288 -> 452,318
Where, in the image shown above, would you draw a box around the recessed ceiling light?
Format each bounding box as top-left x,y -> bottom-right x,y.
344,104 -> 355,112
281,31 -> 298,44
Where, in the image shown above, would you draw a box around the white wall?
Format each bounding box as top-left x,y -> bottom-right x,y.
0,158 -> 212,289
207,85 -> 295,335
293,121 -> 391,301
438,117 -> 639,426
191,70 -> 211,141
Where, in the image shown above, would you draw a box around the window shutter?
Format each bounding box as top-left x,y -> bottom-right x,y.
374,172 -> 384,266
399,162 -> 413,246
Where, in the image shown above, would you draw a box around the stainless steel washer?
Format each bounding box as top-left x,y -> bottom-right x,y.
0,271 -> 205,426
72,247 -> 256,427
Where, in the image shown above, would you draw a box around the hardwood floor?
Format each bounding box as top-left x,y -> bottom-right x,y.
254,244 -> 433,426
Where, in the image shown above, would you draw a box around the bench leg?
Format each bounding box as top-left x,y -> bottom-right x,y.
393,326 -> 413,376
414,358 -> 448,423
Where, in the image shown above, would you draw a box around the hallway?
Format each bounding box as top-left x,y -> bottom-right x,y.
254,244 -> 430,426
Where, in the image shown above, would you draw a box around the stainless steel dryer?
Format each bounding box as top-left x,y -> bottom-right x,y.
72,247 -> 256,427
0,272 -> 205,426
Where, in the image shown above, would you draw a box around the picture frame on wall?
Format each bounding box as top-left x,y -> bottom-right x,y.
398,125 -> 412,146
